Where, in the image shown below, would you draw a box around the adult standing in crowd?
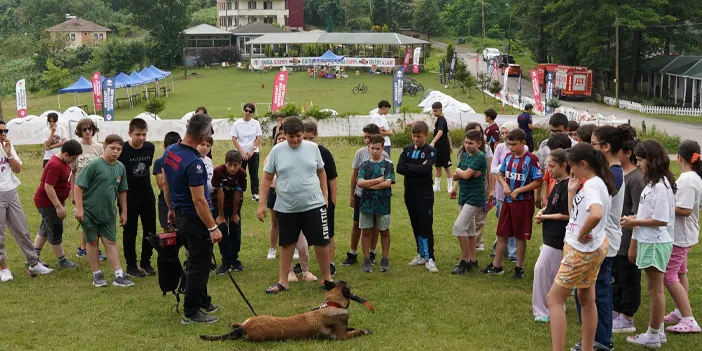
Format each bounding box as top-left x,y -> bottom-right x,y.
231,103 -> 262,202
271,113 -> 284,139
370,100 -> 393,156
162,114 -> 222,324
518,104 -> 536,151
42,112 -> 66,168
0,120 -> 54,282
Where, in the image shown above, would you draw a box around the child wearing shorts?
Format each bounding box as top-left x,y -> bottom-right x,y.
483,128 -> 543,279
153,132 -> 181,233
621,140 -> 676,348
357,135 -> 395,273
532,149 -> 570,323
450,130 -> 486,274
546,143 -> 614,351
430,102 -> 453,193
662,140 -> 702,333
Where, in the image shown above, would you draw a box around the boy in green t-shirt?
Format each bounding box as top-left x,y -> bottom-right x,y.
74,134 -> 131,288
357,135 -> 396,273
449,130 -> 487,275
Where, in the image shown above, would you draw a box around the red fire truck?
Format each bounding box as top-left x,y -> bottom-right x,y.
536,64 -> 593,99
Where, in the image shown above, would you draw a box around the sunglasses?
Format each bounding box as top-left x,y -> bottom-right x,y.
0,129 -> 8,135
81,128 -> 92,132
244,109 -> 253,113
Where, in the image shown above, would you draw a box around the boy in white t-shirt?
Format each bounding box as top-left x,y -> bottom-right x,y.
42,112 -> 66,168
231,103 -> 262,201
370,100 -> 393,156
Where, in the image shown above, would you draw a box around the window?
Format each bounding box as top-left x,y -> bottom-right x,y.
227,17 -> 233,26
93,33 -> 98,40
264,1 -> 272,9
248,1 -> 256,9
69,33 -> 76,41
99,33 -> 104,40
284,15 -> 288,26
235,0 -> 239,9
285,0 -> 288,9
227,1 -> 233,10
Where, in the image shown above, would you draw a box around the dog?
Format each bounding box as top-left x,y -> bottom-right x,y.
200,280 -> 375,342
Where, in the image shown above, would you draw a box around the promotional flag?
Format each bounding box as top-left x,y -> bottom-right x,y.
502,66 -> 509,100
475,54 -> 479,78
15,79 -> 27,118
439,61 -> 445,84
102,77 -> 116,121
412,47 -> 421,74
545,71 -> 555,114
271,71 -> 289,112
518,73 -> 523,104
403,50 -> 411,73
492,60 -> 499,82
450,53 -> 457,74
530,69 -> 543,113
392,67 -> 405,113
487,59 -> 495,79
91,72 -> 103,112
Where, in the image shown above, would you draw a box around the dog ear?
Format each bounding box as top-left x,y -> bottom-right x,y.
324,280 -> 336,291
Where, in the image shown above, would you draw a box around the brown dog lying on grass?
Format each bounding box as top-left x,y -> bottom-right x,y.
200,280 -> 375,342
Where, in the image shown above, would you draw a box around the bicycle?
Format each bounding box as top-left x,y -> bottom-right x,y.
352,82 -> 368,94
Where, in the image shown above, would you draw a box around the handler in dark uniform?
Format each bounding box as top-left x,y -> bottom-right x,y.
162,114 -> 223,324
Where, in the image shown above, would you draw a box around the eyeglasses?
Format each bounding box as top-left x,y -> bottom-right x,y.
81,128 -> 92,132
244,109 -> 253,113
0,129 -> 9,135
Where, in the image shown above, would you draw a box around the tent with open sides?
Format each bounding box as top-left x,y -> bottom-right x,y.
57,76 -> 105,111
114,72 -> 143,108
315,49 -> 344,63
149,65 -> 175,95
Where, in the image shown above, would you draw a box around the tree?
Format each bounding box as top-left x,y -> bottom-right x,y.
144,97 -> 166,116
42,59 -> 70,92
381,23 -> 389,32
386,0 -> 415,31
488,80 -> 502,107
414,0 -> 443,37
476,72 -> 491,102
191,6 -> 216,26
454,60 -> 475,96
371,0 -> 387,26
122,0 -> 191,68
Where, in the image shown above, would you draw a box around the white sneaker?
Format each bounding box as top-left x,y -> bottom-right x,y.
476,243 -> 485,251
425,259 -> 439,273
0,268 -> 13,282
29,263 -> 53,275
407,255 -> 427,266
627,332 -> 661,348
267,248 -> 277,260
293,249 -> 299,260
447,184 -> 453,193
432,185 -> 440,192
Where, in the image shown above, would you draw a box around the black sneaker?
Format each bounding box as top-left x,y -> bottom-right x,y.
379,258 -> 390,272
214,264 -> 230,275
330,263 -> 336,276
513,266 -> 525,279
231,261 -> 244,272
482,263 -> 504,275
140,262 -> 156,276
369,252 -> 377,265
340,252 -> 358,266
451,260 -> 472,275
293,263 -> 302,275
471,260 -> 479,269
127,266 -> 146,278
201,303 -> 219,314
362,258 -> 373,273
181,310 -> 219,324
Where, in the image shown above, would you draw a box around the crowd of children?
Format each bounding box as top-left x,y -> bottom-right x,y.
0,101 -> 700,349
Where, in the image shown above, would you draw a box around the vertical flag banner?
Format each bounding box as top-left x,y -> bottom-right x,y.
439,61 -> 445,84
530,69 -> 543,112
15,79 -> 27,118
518,73 -> 523,104
450,53 -> 457,74
271,71 -> 289,112
412,47 -> 421,74
475,54 -> 479,78
91,72 -> 103,112
392,67 -> 405,113
487,59 -> 495,78
492,60 -> 499,82
545,71 -> 555,114
403,50 -> 411,73
102,77 -> 115,121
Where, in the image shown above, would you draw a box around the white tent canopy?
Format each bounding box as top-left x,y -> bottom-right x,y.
63,106 -> 89,122
134,112 -> 161,121
418,91 -> 476,126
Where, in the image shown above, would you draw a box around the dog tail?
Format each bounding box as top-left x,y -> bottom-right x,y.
199,327 -> 244,341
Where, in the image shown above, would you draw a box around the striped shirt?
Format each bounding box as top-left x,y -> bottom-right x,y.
499,152 -> 542,203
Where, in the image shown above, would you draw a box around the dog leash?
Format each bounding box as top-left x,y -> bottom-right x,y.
212,251 -> 258,316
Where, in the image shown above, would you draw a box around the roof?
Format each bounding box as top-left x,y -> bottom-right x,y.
246,32 -> 430,45
685,60 -> 702,79
183,24 -> 231,36
642,55 -> 679,73
45,18 -> 110,33
230,22 -> 285,35
661,56 -> 702,75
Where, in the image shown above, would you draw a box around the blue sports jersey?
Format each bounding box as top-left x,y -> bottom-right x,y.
499,152 -> 542,203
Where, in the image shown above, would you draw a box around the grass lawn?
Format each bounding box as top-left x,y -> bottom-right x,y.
2,62 -> 519,122
1,141 -> 701,350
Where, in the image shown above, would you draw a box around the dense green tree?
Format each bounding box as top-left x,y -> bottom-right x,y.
371,0 -> 388,26
414,0 -> 443,37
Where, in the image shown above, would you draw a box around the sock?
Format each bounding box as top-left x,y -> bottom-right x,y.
674,308 -> 682,317
434,177 -> 441,187
646,327 -> 659,336
35,248 -> 42,256
93,270 -> 102,277
370,249 -> 376,254
114,269 -> 124,278
349,249 -> 357,255
58,256 -> 67,263
446,178 -> 453,189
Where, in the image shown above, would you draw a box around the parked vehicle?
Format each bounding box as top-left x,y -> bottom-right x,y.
497,54 -> 516,68
554,65 -> 592,99
502,64 -> 522,77
482,48 -> 501,62
536,63 -> 560,92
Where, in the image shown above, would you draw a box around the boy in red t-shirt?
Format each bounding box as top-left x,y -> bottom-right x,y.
484,108 -> 500,153
33,140 -> 83,269
212,150 -> 247,274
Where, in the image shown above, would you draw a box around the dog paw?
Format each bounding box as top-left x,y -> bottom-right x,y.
362,329 -> 372,335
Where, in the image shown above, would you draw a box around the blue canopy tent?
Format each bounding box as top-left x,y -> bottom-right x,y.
149,65 -> 175,95
57,76 -> 105,111
114,72 -> 144,108
313,50 -> 344,79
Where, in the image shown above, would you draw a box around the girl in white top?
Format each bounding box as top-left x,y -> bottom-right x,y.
231,103 -> 263,201
42,113 -> 66,167
547,143 -> 614,351
621,140 -> 676,348
663,140 -> 702,333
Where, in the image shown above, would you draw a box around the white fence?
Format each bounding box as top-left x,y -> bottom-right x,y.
604,96 -> 702,117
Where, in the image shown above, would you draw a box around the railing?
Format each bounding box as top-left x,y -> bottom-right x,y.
604,96 -> 702,116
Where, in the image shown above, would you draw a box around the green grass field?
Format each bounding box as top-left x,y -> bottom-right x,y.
1,140 -> 701,350
1,64 -> 520,121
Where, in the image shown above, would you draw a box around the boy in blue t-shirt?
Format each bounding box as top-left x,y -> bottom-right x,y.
153,132 -> 181,233
357,135 -> 395,273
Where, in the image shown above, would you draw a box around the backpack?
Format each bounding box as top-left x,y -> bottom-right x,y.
146,230 -> 187,312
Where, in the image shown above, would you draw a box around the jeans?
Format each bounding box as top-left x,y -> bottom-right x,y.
612,255 -> 641,317
212,207 -> 242,267
575,256 -> 614,347
122,194 -> 157,268
241,152 -> 260,195
492,201 -> 516,258
176,211 -> 213,317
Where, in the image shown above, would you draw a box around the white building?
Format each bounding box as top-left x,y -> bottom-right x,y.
216,0 -> 304,31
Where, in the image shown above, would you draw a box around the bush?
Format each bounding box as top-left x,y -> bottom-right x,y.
279,103 -> 302,117
144,98 -> 166,116
41,59 -> 70,92
639,124 -> 680,154
303,105 -> 334,120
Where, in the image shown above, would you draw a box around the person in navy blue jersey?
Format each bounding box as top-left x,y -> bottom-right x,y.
517,104 -> 536,151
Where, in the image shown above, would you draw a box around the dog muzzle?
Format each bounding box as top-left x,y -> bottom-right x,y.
350,294 -> 376,313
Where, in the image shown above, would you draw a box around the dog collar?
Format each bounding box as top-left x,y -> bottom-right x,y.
321,301 -> 344,309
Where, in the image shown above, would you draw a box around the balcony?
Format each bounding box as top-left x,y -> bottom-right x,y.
218,9 -> 288,17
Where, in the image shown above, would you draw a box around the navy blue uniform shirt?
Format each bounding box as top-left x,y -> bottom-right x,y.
162,142 -> 211,214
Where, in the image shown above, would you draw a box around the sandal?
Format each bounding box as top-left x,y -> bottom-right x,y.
666,320 -> 702,333
265,283 -> 288,294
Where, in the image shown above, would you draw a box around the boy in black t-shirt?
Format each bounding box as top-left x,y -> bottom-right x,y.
429,102 -> 453,193
118,118 -> 156,277
153,132 -> 181,233
212,150 -> 247,273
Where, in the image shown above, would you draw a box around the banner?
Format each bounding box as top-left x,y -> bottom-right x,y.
403,50 -> 411,73
501,66 -> 509,103
545,71 -> 555,114
392,67 -> 405,113
102,77 -> 116,121
475,54 -> 479,78
487,59 -> 495,78
518,73 -> 523,104
15,79 -> 27,118
530,70 -> 543,113
251,57 -> 396,68
271,71 -> 289,112
492,60 -> 499,82
439,61 -> 445,84
412,47 -> 421,74
91,72 -> 103,112
450,54 -> 457,75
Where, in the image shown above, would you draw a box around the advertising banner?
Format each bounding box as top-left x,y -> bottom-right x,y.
91,72 -> 103,112
412,47 -> 421,74
403,50 -> 411,72
15,79 -> 27,118
102,77 -> 116,121
251,57 -> 396,68
392,67 -> 405,113
530,70 -> 543,112
271,71 -> 289,112
545,71 -> 555,114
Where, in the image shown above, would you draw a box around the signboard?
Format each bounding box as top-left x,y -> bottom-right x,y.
251,57 -> 396,68
102,77 -> 115,121
403,50 -> 411,72
573,74 -> 587,92
412,47 -> 421,74
392,67 -> 405,113
530,70 -> 543,112
271,71 -> 289,112
91,72 -> 103,112
16,79 -> 27,118
545,71 -> 555,114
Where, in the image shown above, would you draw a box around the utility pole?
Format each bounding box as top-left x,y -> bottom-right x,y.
482,0 -> 486,49
615,17 -> 620,108
506,8 -> 512,58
